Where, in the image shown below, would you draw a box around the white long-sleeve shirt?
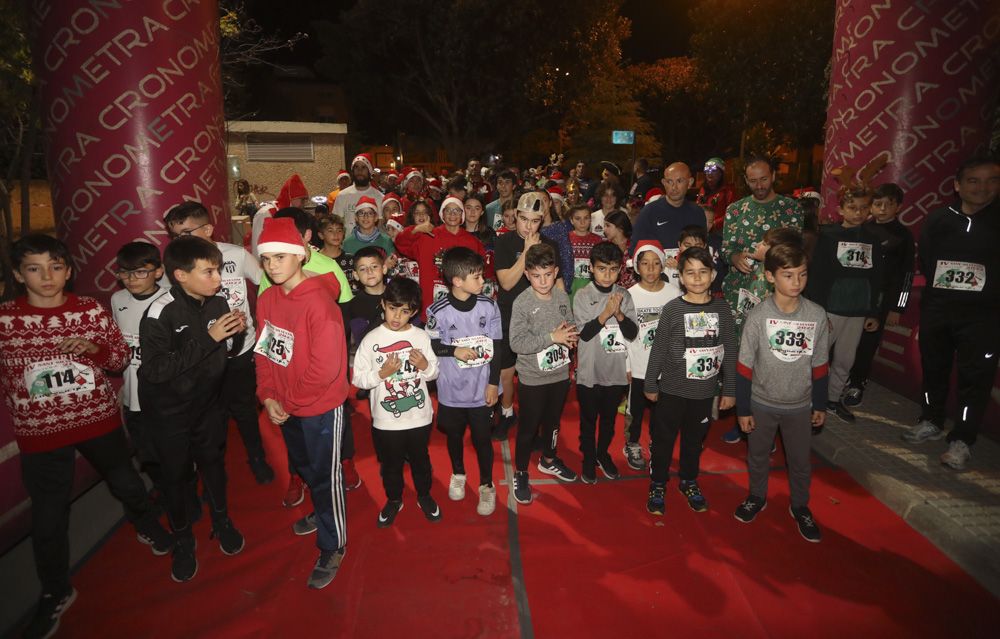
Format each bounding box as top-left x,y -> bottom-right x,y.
352,324 -> 438,430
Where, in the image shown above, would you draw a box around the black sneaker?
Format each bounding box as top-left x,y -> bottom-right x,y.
23,588 -> 77,639
733,495 -> 767,523
513,471 -> 532,504
842,384 -> 864,408
580,459 -> 597,484
492,412 -> 516,441
308,548 -> 346,589
826,400 -> 856,423
646,481 -> 665,515
623,442 -> 647,471
597,455 -> 620,480
249,457 -> 275,485
377,500 -> 403,528
355,388 -> 370,400
537,457 -> 577,482
678,480 -> 708,512
211,517 -> 246,555
790,505 -> 822,543
135,518 -> 174,556
171,536 -> 198,583
293,513 -> 318,536
417,495 -> 442,522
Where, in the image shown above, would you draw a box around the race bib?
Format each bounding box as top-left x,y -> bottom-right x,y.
432,281 -> 449,302
492,217 -> 504,231
482,279 -> 497,299
737,288 -> 762,316
684,312 -> 720,339
684,345 -> 723,380
599,325 -> 627,353
536,344 -> 570,371
663,248 -> 680,265
766,318 -> 816,362
453,334 -> 493,368
220,277 -> 247,309
124,332 -> 141,367
932,260 -> 985,292
387,347 -> 420,381
254,321 -> 294,367
397,259 -> 420,283
24,359 -> 96,398
836,242 -> 873,269
574,257 -> 592,280
639,320 -> 657,350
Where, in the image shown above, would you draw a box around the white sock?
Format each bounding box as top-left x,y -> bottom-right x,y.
501,405 -> 514,418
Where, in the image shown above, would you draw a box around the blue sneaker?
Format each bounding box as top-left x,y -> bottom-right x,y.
721,426 -> 743,444
646,481 -> 665,515
678,480 -> 708,512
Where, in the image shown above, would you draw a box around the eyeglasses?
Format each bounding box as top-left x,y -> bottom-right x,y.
116,269 -> 155,280
176,222 -> 211,236
356,210 -> 378,218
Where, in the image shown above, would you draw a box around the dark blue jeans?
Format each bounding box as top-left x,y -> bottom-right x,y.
283,406 -> 346,552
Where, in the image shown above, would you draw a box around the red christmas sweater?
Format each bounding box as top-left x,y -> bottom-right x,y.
254,273 -> 348,416
0,295 -> 130,453
394,225 -> 490,319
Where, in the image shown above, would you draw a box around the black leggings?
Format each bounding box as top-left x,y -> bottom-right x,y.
577,384 -> 626,463
515,380 -> 570,471
649,393 -> 713,484
625,376 -> 652,444
438,404 -> 494,487
377,424 -> 433,500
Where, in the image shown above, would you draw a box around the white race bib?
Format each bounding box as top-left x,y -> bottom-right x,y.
453,334 -> 493,369
684,345 -> 724,380
536,344 -> 570,371
387,347 -> 420,381
737,288 -> 762,316
639,320 -> 657,350
599,324 -> 627,353
766,318 -> 817,362
220,276 -> 247,309
663,248 -> 680,265
683,312 -> 720,339
836,241 -> 873,269
254,321 -> 295,367
432,281 -> 449,302
482,279 -> 497,299
932,260 -> 985,292
124,332 -> 141,367
24,359 -> 95,398
574,257 -> 592,280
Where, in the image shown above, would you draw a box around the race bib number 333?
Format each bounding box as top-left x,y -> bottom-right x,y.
766,318 -> 816,362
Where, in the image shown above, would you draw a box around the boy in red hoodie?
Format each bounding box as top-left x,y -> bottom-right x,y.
254,217 -> 350,589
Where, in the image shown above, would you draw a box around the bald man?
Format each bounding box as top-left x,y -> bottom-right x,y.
629,162 -> 707,256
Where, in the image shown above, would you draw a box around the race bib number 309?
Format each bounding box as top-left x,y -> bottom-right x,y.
537,344 -> 570,371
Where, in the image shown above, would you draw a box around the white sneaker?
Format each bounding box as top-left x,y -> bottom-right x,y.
941,440 -> 971,470
448,474 -> 467,501
902,419 -> 944,444
477,484 -> 496,516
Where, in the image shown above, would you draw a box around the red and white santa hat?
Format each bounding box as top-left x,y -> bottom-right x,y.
428,178 -> 443,193
633,239 -> 665,264
336,169 -> 351,183
546,185 -> 566,202
440,196 -> 466,222
403,168 -> 423,186
381,192 -> 403,215
258,217 -> 305,256
550,171 -> 565,184
352,153 -> 374,174
644,187 -> 664,204
385,170 -> 400,181
355,195 -> 378,214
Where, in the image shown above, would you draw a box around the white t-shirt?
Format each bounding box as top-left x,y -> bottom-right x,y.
217,242 -> 261,356
111,287 -> 169,410
331,185 -> 384,236
626,281 -> 682,380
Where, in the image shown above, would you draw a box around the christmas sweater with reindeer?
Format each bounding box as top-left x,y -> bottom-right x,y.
0,295 -> 129,453
352,324 -> 439,431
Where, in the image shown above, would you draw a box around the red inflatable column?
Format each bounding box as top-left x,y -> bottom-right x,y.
33,0 -> 230,298
821,2 -> 1000,416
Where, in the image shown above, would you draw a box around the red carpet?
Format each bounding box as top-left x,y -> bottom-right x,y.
48,387 -> 998,638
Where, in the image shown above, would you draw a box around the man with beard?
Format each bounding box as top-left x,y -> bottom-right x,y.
720,156 -> 803,443
332,154 -> 384,236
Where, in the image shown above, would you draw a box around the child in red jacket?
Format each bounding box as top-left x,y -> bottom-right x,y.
254,217 -> 350,590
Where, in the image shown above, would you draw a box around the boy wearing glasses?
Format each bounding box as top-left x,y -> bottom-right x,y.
112,242 -> 169,492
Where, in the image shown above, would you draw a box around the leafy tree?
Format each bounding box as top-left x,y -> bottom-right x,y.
689,0 -> 835,155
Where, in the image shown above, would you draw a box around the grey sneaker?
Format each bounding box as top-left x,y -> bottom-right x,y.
448,473 -> 467,501
941,440 -> 971,470
293,513 -> 318,536
902,419 -> 944,444
623,442 -> 646,471
307,548 -> 345,589
477,484 -> 496,516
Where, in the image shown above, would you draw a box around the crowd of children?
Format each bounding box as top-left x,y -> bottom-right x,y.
3,151 -> 997,639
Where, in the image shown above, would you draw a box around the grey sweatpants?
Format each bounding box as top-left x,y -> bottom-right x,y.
747,404 -> 812,509
827,313 -> 865,402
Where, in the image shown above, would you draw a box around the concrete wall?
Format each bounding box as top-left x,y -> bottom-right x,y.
226,121 -> 347,204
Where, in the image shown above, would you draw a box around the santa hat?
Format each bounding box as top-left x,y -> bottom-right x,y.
276,174 -> 308,209
403,168 -> 423,185
644,187 -> 664,204
440,196 -> 466,223
385,170 -> 400,180
792,187 -> 822,203
381,192 -> 403,215
355,195 -> 378,214
374,340 -> 411,354
546,185 -> 566,202
428,178 -> 443,192
550,171 -> 565,184
352,153 -> 374,174
336,169 -> 351,183
633,239 -> 666,265
258,217 -> 305,256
